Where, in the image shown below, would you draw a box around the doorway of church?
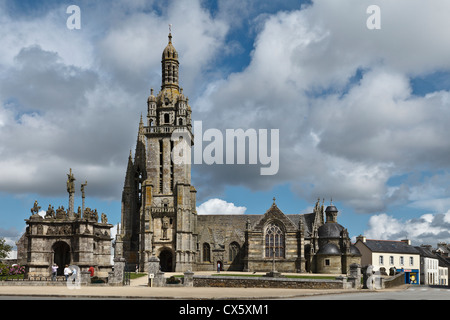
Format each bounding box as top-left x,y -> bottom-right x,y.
53,241 -> 71,276
159,249 -> 173,272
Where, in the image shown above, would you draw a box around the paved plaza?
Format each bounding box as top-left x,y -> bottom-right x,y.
0,271 -> 407,300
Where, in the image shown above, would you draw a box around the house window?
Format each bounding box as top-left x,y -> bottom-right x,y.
265,223 -> 285,258
325,259 -> 330,266
400,256 -> 404,265
409,256 -> 414,266
379,255 -> 384,265
390,256 -> 394,265
202,243 -> 210,262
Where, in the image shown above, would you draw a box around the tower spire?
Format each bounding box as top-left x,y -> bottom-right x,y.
161,28 -> 179,90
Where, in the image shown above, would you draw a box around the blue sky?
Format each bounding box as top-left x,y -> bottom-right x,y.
2,0 -> 450,257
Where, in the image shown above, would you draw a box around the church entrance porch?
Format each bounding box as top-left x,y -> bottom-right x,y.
159,248 -> 174,272
53,241 -> 71,276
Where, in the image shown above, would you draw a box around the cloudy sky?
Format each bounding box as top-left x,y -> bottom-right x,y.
2,0 -> 450,257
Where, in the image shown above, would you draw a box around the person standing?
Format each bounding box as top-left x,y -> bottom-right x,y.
51,264 -> 58,281
88,266 -> 95,277
64,265 -> 71,281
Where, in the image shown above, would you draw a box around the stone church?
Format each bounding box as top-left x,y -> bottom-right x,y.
114,33 -> 361,274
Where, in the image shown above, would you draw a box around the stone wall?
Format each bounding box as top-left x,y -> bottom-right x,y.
192,275 -> 349,289
383,272 -> 406,289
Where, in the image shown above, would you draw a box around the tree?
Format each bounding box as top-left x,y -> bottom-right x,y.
0,238 -> 13,259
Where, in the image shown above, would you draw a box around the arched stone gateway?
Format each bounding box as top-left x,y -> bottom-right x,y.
52,241 -> 71,276
159,248 -> 174,272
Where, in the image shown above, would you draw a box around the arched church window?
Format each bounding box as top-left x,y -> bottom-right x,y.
203,243 -> 211,262
229,242 -> 240,262
265,223 -> 285,258
164,113 -> 170,124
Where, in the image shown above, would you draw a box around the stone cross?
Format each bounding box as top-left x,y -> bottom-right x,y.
81,180 -> 87,213
67,168 -> 76,218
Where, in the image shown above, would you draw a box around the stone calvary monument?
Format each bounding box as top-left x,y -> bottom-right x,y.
16,169 -> 113,278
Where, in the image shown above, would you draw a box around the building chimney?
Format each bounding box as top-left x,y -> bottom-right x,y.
401,239 -> 411,245
356,235 -> 366,243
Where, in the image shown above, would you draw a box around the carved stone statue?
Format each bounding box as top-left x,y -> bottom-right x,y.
66,168 -> 76,194
45,204 -> 55,219
101,213 -> 108,224
56,206 -> 67,220
75,206 -> 82,219
162,216 -> 170,239
30,200 -> 41,215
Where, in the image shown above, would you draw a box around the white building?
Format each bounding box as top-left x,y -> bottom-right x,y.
355,236 -> 421,284
414,245 -> 439,285
438,264 -> 448,286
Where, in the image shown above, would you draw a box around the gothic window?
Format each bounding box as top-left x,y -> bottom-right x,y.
203,243 -> 211,262
164,113 -> 170,124
229,242 -> 240,262
265,222 -> 285,258
178,118 -> 183,126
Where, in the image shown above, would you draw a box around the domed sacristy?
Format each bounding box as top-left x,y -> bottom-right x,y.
317,242 -> 341,255
313,202 -> 362,274
325,202 -> 338,223
349,245 -> 361,256
318,222 -> 344,239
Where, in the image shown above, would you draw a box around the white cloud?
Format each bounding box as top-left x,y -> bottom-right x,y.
0,0 -> 229,201
364,211 -> 450,246
1,0 -> 450,222
197,198 -> 246,215
192,0 -> 450,213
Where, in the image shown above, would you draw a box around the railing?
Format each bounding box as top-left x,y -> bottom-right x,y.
143,126 -> 191,135
151,207 -> 175,213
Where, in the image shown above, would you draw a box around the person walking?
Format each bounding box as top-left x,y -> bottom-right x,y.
70,265 -> 77,283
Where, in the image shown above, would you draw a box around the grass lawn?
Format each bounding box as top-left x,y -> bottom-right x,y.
129,272 -> 147,280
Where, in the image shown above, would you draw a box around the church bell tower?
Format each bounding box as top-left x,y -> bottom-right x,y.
119,32 -> 198,272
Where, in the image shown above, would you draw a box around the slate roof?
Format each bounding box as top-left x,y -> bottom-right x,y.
361,240 -> 420,254
414,246 -> 437,259
197,213 -> 315,239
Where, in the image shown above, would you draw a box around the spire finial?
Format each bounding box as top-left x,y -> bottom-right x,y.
168,24 -> 172,43
273,197 -> 276,205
